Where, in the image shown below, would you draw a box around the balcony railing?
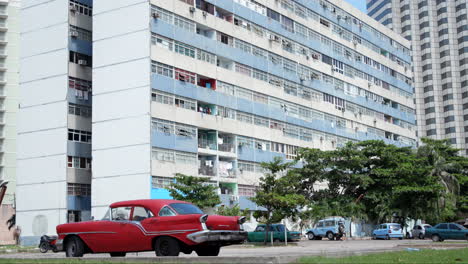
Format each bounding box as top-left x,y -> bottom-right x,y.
198,139 -> 217,150
199,165 -> 215,176
218,143 -> 235,153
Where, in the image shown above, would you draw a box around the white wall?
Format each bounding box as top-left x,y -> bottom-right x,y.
17,0 -> 69,239
92,0 -> 151,215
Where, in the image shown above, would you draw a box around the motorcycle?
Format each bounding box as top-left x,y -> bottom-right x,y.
39,235 -> 58,253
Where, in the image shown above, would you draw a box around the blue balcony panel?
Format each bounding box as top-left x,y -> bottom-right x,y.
151,22 -> 415,123
151,188 -> 173,199
69,38 -> 92,56
67,141 -> 91,158
67,195 -> 91,211
151,131 -> 198,153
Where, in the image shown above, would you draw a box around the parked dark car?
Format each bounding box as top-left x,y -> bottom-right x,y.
425,223 -> 468,242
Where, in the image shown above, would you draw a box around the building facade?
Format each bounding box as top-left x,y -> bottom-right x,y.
0,0 -> 20,245
17,0 -> 92,245
368,0 -> 468,155
18,0 -> 416,244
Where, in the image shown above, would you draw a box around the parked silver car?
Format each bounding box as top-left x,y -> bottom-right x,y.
407,224 -> 432,239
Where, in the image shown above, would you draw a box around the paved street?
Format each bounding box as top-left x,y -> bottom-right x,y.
1,239 -> 465,263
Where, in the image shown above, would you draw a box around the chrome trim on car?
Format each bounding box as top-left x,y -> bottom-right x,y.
59,231 -> 117,235
187,230 -> 248,243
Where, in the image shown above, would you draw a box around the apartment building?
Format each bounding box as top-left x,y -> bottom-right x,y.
0,0 -> 20,245
368,0 -> 468,155
18,0 -> 415,244
17,0 -> 92,245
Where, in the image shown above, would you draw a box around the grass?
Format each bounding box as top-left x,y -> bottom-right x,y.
298,248 -> 468,263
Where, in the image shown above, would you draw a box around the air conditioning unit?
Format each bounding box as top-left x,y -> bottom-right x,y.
311,53 -> 319,60
300,75 -> 306,82
189,6 -> 196,13
70,5 -> 77,12
353,39 -> 358,46
229,195 -> 239,202
70,30 -> 79,38
152,12 -> 160,19
78,59 -> 87,66
202,11 -> 207,17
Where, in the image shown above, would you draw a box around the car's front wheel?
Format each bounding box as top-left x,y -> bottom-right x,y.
307,232 -> 315,240
65,236 -> 85,258
431,234 -> 441,242
326,232 -> 334,240
419,233 -> 424,240
110,252 -> 126,257
195,246 -> 220,256
155,237 -> 180,257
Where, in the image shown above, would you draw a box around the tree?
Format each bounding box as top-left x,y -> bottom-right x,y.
250,157 -> 306,244
417,138 -> 468,222
216,204 -> 251,221
169,173 -> 221,210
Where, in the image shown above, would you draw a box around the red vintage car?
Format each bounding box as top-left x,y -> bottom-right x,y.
55,199 -> 247,257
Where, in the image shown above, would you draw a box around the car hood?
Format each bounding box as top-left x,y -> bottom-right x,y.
206,215 -> 241,231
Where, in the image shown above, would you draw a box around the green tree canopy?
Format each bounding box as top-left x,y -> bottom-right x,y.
169,173 -> 221,210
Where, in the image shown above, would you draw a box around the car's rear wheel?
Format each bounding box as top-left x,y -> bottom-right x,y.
65,236 -> 85,258
110,252 -> 126,257
195,246 -> 220,256
431,234 -> 441,242
419,233 -> 424,240
326,232 -> 334,240
155,237 -> 180,257
307,232 -> 315,240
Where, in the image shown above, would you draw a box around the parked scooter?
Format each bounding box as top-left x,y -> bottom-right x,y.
39,235 -> 58,253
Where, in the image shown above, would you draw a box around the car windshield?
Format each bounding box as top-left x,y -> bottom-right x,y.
169,203 -> 203,215
101,208 -> 111,220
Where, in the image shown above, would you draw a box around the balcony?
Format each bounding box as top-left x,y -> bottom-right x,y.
198,129 -> 217,155
218,133 -> 236,154
198,156 -> 216,176
218,159 -> 236,179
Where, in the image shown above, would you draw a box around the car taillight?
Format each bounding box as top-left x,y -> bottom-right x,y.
389,230 -> 392,233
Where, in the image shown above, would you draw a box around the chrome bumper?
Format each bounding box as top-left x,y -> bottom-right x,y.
55,239 -> 64,251
187,230 -> 248,244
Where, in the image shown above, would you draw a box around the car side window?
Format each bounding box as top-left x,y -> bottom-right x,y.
437,224 -> 448,229
111,207 -> 131,221
417,225 -> 422,230
255,226 -> 265,232
132,207 -> 153,221
159,206 -> 177,217
449,224 -> 460,230
382,224 -> 387,229
317,222 -> 324,228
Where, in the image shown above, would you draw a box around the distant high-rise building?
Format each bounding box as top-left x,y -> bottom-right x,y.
368,0 -> 468,155
0,0 -> 20,244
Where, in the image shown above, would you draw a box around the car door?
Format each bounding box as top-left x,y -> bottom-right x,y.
125,206 -> 155,251
436,224 -> 448,239
251,225 -> 266,242
316,221 -> 324,236
449,224 -> 463,239
380,224 -> 387,237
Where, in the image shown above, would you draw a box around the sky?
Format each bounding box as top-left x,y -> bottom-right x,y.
344,0 -> 367,13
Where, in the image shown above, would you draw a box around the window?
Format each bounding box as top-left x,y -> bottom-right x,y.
67,183 -> 91,196
159,206 -> 177,217
68,104 -> 91,117
151,61 -> 173,78
151,148 -> 175,162
67,156 -> 91,170
175,68 -> 196,84
70,0 -> 92,16
69,51 -> 92,67
69,25 -> 92,42
174,42 -> 195,58
152,34 -> 173,50
132,207 -> 153,221
169,203 -> 203,214
68,129 -> 91,143
112,207 -> 132,221
152,176 -> 173,189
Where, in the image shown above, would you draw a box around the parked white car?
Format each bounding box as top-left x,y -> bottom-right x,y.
407,224 -> 432,239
